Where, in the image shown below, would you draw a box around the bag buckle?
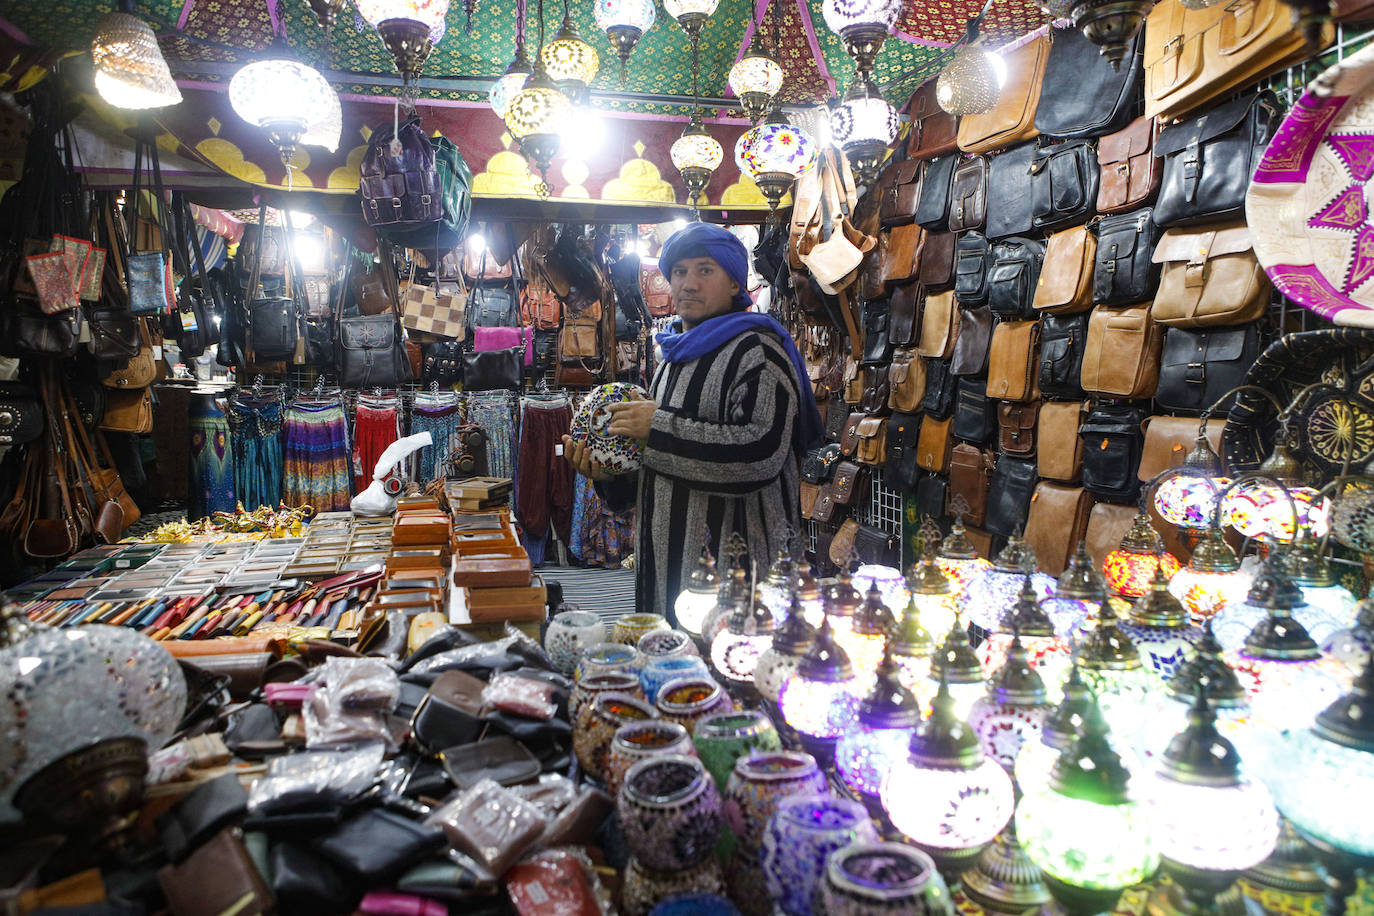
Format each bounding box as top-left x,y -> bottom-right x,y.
1186,361 -> 1207,385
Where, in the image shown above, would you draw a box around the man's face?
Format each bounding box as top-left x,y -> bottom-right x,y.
669,256 -> 740,329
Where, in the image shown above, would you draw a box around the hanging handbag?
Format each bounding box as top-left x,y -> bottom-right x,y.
802,442 -> 843,484
1038,312 -> 1090,399
1150,222 -> 1269,327
998,399 -> 1040,457
1029,140 -> 1100,232
880,158 -> 923,227
947,157 -> 989,233
949,443 -> 996,526
0,382 -> 43,446
916,414 -> 955,473
914,155 -> 957,231
1093,209 -> 1161,306
87,306 -> 142,362
25,252 -> 78,315
907,82 -> 960,161
559,314 -> 601,365
1080,304 -> 1163,398
917,473 -> 949,521
63,385 -> 140,537
885,412 -> 923,490
461,348 -> 523,391
950,305 -> 993,377
522,276 -> 564,328
986,455 -> 1039,538
241,205 -> 298,362
1023,483 -> 1094,576
881,224 -> 923,286
1033,226 -> 1096,315
124,136 -> 175,316
952,378 -> 998,444
100,386 -> 153,433
3,301 -> 78,358
957,35 -> 1050,154
861,300 -> 892,366
1155,324 -> 1262,412
918,289 -> 959,359
860,365 -> 891,416
918,231 -> 957,289
1080,402 -> 1146,502
473,326 -> 534,367
953,232 -> 993,305
888,282 -> 921,348
987,319 -> 1041,402
1035,26 -> 1143,139
921,358 -> 957,419
840,411 -> 866,457
1037,401 -> 1088,482
422,340 -> 465,386
855,417 -> 888,465
1138,415 -> 1225,482
798,151 -> 874,294
985,142 -> 1038,241
1096,117 -> 1161,214
987,237 -> 1046,320
402,264 -> 467,340
887,349 -> 926,413
102,318 -> 156,389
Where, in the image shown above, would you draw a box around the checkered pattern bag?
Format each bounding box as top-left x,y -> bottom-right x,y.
401,279 -> 467,339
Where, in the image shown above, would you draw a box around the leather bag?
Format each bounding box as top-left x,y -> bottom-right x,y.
1080,304 -> 1163,398
338,314 -> 412,389
1037,400 -> 1088,482
1156,324 -> 1261,412
422,340 -> 464,386
947,157 -> 989,232
802,442 -> 843,483
917,474 -> 949,520
954,232 -> 993,305
463,347 -> 523,390
1030,140 -> 1100,232
0,383 -> 42,446
887,349 -> 927,413
1094,209 -> 1161,306
402,272 -> 467,339
1023,483 -> 1094,576
1033,226 -> 1096,315
957,35 -> 1050,154
918,289 -> 959,358
998,399 -> 1040,457
1038,312 -> 1090,399
99,386 -> 153,433
950,305 -> 993,377
907,82 -> 961,160
860,366 -> 892,415
87,306 -> 141,362
952,378 -> 998,444
1097,117 -> 1162,214
985,142 -> 1038,240
987,319 -> 1041,401
921,358 -> 957,418
801,481 -> 821,519
1035,26 -> 1144,139
159,830 -> 274,916
360,115 -> 443,230
915,155 -> 957,231
888,282 -> 921,347
102,318 -> 156,389
4,304 -> 78,358
917,414 -> 955,472
856,416 -> 888,465
559,314 -> 601,365
882,223 -> 924,285
986,455 -> 1039,538
468,285 -> 519,328
1150,221 -> 1269,327
881,159 -> 923,226
949,443 -> 995,526
1086,501 -> 1138,567
1080,402 -> 1147,502
1153,92 -> 1281,227
829,519 -> 862,568
840,411 -> 866,457
987,237 -> 1046,319
833,460 -> 865,507
862,301 -> 892,366
885,412 -> 923,490
919,231 -> 957,289
1138,415 -> 1225,482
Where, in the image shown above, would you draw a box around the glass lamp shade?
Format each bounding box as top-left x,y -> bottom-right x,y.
822,0 -> 903,34
90,12 -> 183,110
1040,597 -> 1101,639
778,673 -> 863,739
1228,653 -> 1350,738
1103,549 -> 1181,600
504,77 -> 573,141
665,0 -> 721,18
968,698 -> 1050,770
836,630 -> 887,686
936,46 -> 1006,116
978,636 -> 1073,703
1169,567 -> 1254,623
1213,600 -> 1350,655
670,131 -> 725,172
1016,789 -> 1158,890
754,646 -> 802,703
1154,475 -> 1230,530
1146,772 -> 1278,872
837,721 -> 915,798
594,0 -> 657,34
490,69 -> 530,117
1272,727 -> 1374,857
1135,694 -> 1257,769
964,570 -> 1055,635
355,0 -> 450,30
857,564 -> 907,610
1221,484 -> 1330,542
0,625 -> 187,814
831,95 -> 899,148
1079,666 -> 1165,744
938,556 -> 992,593
881,757 -> 1015,852
1300,583 -> 1359,629
710,630 -> 771,686
675,586 -> 719,637
228,59 -> 341,152
735,121 -> 818,181
727,54 -> 784,102
542,26 -> 600,86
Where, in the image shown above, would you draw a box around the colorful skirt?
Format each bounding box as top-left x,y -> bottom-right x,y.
282,401 -> 352,512
188,394 -> 236,521
227,395 -> 283,512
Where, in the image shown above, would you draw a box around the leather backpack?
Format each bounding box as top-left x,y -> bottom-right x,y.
950,443 -> 995,526
1037,401 -> 1088,482
986,456 -> 1039,538
1150,222 -> 1270,327
1034,26 -> 1143,139
919,231 -> 957,289
1080,402 -> 1147,502
360,115 -> 443,232
915,155 -> 957,231
1033,226 -> 1096,315
921,358 -> 958,419
987,319 -> 1041,402
1093,209 -> 1161,306
954,232 -> 993,305
1096,117 -> 1161,214
957,35 -> 1050,154
1080,304 -> 1163,399
952,378 -> 998,444
1156,324 -> 1262,413
950,305 -> 993,377
947,157 -> 989,233
907,82 -> 960,161
985,142 -> 1039,241
1023,483 -> 1094,576
1030,140 -> 1100,232
885,412 -> 924,490
987,237 -> 1046,320
1038,313 -> 1090,399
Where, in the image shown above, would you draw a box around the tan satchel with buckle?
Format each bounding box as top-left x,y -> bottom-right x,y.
1150,221 -> 1269,327
957,35 -> 1050,153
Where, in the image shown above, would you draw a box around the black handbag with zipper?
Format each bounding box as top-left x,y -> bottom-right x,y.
914,154 -> 957,231
1080,402 -> 1146,502
1038,313 -> 1089,399
952,377 -> 998,444
987,237 -> 1046,319
1093,208 -> 1161,306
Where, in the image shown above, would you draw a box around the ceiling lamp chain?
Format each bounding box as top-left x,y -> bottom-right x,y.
671,32 -> 724,215
490,0 -> 533,116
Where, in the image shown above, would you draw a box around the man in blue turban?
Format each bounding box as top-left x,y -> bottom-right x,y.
563,222 -> 822,620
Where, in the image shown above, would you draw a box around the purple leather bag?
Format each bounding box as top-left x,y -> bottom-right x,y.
473,326 -> 533,366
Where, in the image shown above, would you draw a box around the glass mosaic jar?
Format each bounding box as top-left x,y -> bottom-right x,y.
819,841 -> 955,916
575,642 -> 643,683
544,609 -> 605,676
611,613 -> 671,646
569,671 -> 642,725
605,720 -> 696,797
692,710 -> 781,790
723,749 -> 829,851
573,692 -> 657,783
655,676 -> 733,735
638,627 -> 699,661
622,856 -> 726,916
641,656 -> 712,705
618,754 -> 723,871
761,794 -> 878,916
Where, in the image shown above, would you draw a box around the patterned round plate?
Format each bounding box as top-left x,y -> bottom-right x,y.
570,382 -> 649,474
1248,43 -> 1374,325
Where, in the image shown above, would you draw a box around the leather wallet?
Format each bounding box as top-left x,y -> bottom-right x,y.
158,773 -> 250,864
314,808 -> 447,882
158,829 -> 274,916
411,669 -> 487,752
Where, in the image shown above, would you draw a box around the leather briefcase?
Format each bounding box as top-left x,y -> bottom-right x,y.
1155,324 -> 1261,413
919,230 -> 957,289
1153,92 -> 1281,227
921,358 -> 957,418
1085,501 -> 1138,567
953,232 -> 993,305
1080,402 -> 1147,502
856,416 -> 889,465
987,319 -> 1041,401
948,157 -> 989,233
1035,26 -> 1143,139
918,289 -> 959,359
880,159 -> 923,226
950,305 -> 993,377
915,155 -> 958,231
950,443 -> 996,526
1097,116 -> 1161,214
1037,401 -> 1088,482
907,82 -> 960,160
888,349 -> 927,413
985,142 -> 1038,241
917,414 -> 955,472
1033,225 -> 1096,315
986,455 -> 1039,538
987,237 -> 1046,320
952,378 -> 998,444
888,281 -> 921,347
1038,312 -> 1090,399
1138,415 -> 1225,482
1023,483 -> 1094,576
1150,222 -> 1269,327
886,412 -> 923,490
883,223 -> 924,286
1030,140 -> 1100,232
958,35 -> 1050,154
1094,209 -> 1161,306
1080,304 -> 1163,399
998,399 -> 1040,458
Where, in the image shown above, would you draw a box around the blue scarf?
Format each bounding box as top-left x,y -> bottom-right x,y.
657,311 -> 824,449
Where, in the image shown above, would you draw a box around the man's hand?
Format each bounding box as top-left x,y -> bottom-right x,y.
561,435 -> 609,481
607,391 -> 657,441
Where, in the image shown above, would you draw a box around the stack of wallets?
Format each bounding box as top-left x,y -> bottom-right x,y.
449,510 -> 531,589
445,477 -> 512,511
458,578 -> 547,624
386,497 -> 451,581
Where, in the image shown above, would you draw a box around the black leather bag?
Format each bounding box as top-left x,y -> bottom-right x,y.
1093,209 -> 1160,306
337,314 -> 412,388
1154,92 -> 1281,228
360,114 -> 443,231
1038,313 -> 1089,399
314,808 -> 447,882
303,315 -> 335,367
952,378 -> 998,444
0,381 -> 43,446
87,307 -> 142,362
855,524 -> 900,566
914,154 -> 957,231
1080,402 -> 1145,502
1156,324 -> 1262,413
532,328 -> 558,375
3,303 -> 78,358
885,412 -> 923,491
916,473 -> 948,520
951,305 -> 993,377
422,340 -> 464,385
248,296 -> 298,360
158,774 -> 249,863
803,442 -> 843,484
986,456 -> 1039,537
862,300 -> 893,366
467,285 -> 518,329
462,347 -> 523,390
826,396 -> 852,441
921,358 -> 957,419
1030,141 -> 1101,231
985,142 -> 1037,240
1034,27 -> 1143,139
954,232 -> 993,305
987,237 -> 1046,319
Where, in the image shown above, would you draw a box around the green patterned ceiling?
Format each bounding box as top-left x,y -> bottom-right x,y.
5,0 -> 1047,115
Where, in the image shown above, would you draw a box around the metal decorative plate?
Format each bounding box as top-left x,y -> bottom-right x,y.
1222,328 -> 1374,480
1248,43 -> 1374,326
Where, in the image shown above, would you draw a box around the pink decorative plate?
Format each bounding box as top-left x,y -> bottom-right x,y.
569,382 -> 648,474
1248,43 -> 1374,327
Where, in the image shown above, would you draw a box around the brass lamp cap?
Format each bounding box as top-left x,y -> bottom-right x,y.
992,633 -> 1048,707
1188,527 -> 1241,574
908,551 -> 953,596
998,576 -> 1055,638
1043,664 -> 1094,749
827,568 -> 863,619
859,646 -> 921,730
908,672 -> 984,769
1118,513 -> 1166,555
1169,620 -> 1247,709
853,580 -> 895,638
940,521 -> 980,560
1183,433 -> 1226,475
891,596 -> 935,659
1243,611 -> 1320,661
773,592 -> 817,656
1057,541 -> 1108,601
1049,697 -> 1132,805
1129,567 -> 1189,628
932,623 -> 985,685
993,536 -> 1038,574
1286,533 -> 1337,588
1077,601 -> 1142,671
1315,654 -> 1374,752
798,616 -> 856,683
1243,551 -> 1307,611
1159,694 -> 1243,787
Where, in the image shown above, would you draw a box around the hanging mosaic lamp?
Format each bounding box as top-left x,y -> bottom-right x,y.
90,12 -> 183,110
728,33 -> 784,124
1102,513 -> 1182,601
504,59 -> 571,193
228,58 -> 342,162
1068,0 -> 1153,70
356,0 -> 451,83
664,0 -> 720,39
593,0 -> 655,83
490,41 -> 534,117
735,107 -> 817,214
304,0 -> 349,31
543,9 -> 600,95
1167,525 -> 1253,623
822,0 -> 902,73
935,18 -> 1006,117
832,71 -> 898,187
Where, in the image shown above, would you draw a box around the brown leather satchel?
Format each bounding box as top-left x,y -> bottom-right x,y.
1096,117 -> 1161,214
1033,226 -> 1096,315
1085,501 -> 1137,568
998,400 -> 1040,458
1024,483 -> 1094,576
987,319 -> 1041,401
916,415 -> 954,473
1037,401 -> 1088,482
812,485 -> 839,523
844,358 -> 865,404
1080,305 -> 1163,399
860,244 -> 888,301
1150,221 -> 1270,327
100,386 -> 153,434
919,231 -> 957,289
949,443 -> 995,526
887,349 -> 927,413
907,82 -> 960,161
800,481 -> 821,519
947,157 -> 989,232
856,417 -> 888,465
1144,0 -> 1328,121
102,317 -> 156,389
880,159 -> 923,226
832,460 -> 865,505
830,518 -> 861,567
840,411 -> 866,456
917,289 -> 959,359
888,282 -> 921,348
860,366 -> 892,416
1138,416 -> 1224,482
883,224 -> 924,286
957,35 -> 1050,154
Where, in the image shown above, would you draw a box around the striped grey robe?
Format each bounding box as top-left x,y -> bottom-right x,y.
621,327 -> 804,620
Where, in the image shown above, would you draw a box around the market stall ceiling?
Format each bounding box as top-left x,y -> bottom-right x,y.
5,0 -> 1049,115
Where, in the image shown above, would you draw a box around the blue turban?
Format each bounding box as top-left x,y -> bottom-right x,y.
657,222 -> 753,311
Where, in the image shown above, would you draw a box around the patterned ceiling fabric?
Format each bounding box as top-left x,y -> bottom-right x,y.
893,0 -> 1049,47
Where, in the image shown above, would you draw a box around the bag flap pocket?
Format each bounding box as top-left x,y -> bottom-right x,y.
1047,149 -> 1089,210
1105,309 -> 1149,332
893,160 -> 922,185
857,417 -> 885,438
889,361 -> 911,385
1154,93 -> 1258,155
1152,222 -> 1254,264
340,316 -> 395,351
1098,224 -> 1144,262
956,252 -> 986,277
1098,117 -> 1153,163
1201,327 -> 1251,362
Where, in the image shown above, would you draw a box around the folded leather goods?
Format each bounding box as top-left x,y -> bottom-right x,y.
158,773 -> 250,863
158,829 -> 273,916
313,808 -> 447,882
